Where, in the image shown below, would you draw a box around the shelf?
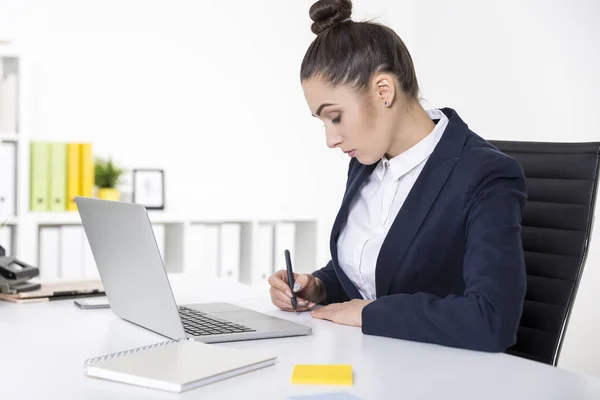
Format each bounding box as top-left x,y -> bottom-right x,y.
27,212 -> 82,225
187,215 -> 318,224
0,133 -> 19,142
188,217 -> 254,224
0,49 -> 19,58
256,216 -> 319,223
2,216 -> 18,225
145,212 -> 188,224
27,211 -> 188,226
25,210 -> 319,226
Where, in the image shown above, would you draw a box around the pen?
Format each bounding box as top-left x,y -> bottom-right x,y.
284,249 -> 297,311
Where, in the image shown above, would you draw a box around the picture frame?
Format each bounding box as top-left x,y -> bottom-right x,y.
132,169 -> 165,210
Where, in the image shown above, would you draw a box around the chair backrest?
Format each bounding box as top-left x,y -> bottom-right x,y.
488,140 -> 600,365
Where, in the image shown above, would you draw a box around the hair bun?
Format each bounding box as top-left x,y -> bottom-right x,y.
309,0 -> 352,35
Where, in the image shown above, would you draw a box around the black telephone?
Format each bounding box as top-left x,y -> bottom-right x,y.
0,245 -> 41,294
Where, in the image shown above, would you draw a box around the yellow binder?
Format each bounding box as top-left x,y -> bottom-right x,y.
66,143 -> 80,211
79,143 -> 94,198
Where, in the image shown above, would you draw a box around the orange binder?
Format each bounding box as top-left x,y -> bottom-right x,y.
79,143 -> 94,198
66,143 -> 80,211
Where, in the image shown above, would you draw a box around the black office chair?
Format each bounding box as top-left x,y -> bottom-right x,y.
488,140 -> 600,365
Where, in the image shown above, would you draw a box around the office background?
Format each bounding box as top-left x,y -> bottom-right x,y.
0,0 -> 598,379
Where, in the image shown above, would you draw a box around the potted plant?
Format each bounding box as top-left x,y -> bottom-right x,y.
94,156 -> 124,201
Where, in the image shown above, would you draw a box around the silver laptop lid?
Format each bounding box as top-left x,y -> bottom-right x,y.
75,196 -> 186,339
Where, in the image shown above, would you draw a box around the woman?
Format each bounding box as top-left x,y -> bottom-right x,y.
268,0 -> 527,353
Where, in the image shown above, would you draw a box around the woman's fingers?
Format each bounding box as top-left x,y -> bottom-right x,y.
272,298 -> 294,311
270,286 -> 308,306
270,286 -> 291,303
270,287 -> 315,311
268,271 -> 293,298
273,298 -> 314,312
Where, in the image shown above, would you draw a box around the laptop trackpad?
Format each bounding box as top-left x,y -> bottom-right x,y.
217,310 -> 273,323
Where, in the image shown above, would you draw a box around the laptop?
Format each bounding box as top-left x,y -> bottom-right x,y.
74,196 -> 312,343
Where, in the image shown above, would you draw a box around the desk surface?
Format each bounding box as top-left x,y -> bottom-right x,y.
2,274 -> 600,400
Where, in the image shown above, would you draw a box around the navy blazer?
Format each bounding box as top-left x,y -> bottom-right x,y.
312,107 -> 527,353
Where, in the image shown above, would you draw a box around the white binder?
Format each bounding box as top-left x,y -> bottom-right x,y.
197,224 -> 220,279
39,227 -> 60,280
274,222 -> 296,272
186,224 -> 204,274
219,223 -> 240,282
82,231 -> 99,279
152,224 -> 166,261
59,225 -> 85,279
0,73 -> 18,134
0,142 -> 16,216
0,225 -> 12,256
187,224 -> 219,278
252,223 -> 274,288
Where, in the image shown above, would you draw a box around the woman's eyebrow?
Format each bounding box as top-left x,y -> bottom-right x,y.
312,103 -> 338,117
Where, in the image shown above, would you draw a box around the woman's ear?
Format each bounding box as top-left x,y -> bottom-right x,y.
373,74 -> 396,108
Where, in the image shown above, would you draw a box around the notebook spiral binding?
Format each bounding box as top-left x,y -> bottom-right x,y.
84,338 -> 187,367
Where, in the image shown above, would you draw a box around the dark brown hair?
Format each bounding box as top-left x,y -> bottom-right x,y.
300,0 -> 419,99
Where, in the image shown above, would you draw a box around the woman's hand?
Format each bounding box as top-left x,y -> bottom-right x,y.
310,299 -> 374,327
268,270 -> 325,312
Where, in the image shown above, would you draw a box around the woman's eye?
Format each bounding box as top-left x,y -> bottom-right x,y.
331,115 -> 341,124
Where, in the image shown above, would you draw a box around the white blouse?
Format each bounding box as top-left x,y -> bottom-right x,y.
336,108 -> 449,300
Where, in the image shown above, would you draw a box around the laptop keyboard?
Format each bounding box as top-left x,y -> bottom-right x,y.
178,306 -> 256,337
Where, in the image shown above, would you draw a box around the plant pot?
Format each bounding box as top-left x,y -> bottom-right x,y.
97,188 -> 120,201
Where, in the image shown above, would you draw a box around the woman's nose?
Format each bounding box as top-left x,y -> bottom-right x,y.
326,130 -> 342,149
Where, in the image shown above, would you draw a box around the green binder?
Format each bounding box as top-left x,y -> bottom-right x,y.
30,142 -> 50,211
49,143 -> 67,211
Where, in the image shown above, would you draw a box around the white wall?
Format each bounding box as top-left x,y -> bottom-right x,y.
409,0 -> 600,379
1,0 -> 599,378
0,0 -> 416,266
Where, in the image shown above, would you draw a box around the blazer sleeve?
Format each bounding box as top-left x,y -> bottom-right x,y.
361,153 -> 527,352
312,260 -> 350,305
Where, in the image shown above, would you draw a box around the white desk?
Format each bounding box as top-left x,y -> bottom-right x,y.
2,274 -> 600,400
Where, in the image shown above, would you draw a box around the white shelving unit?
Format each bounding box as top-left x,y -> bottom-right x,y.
0,46 -> 319,288
0,133 -> 18,142
0,44 -> 25,260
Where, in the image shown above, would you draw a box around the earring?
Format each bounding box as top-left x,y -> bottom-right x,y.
384,101 -> 390,107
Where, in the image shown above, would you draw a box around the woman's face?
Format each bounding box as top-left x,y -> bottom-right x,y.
302,77 -> 395,165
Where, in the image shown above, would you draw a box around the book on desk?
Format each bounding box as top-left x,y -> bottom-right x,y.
83,339 -> 278,393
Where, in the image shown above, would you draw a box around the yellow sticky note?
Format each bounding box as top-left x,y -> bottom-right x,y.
291,364 -> 353,386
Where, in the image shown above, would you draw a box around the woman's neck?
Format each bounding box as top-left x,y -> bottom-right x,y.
385,102 -> 436,159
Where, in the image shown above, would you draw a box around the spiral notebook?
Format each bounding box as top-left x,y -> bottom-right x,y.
84,339 -> 277,393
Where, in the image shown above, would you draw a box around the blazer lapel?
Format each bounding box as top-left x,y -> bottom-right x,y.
375,108 -> 469,297
331,162 -> 377,245
329,161 -> 377,300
